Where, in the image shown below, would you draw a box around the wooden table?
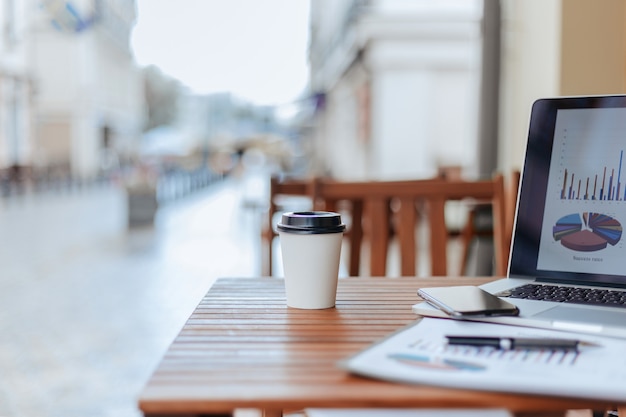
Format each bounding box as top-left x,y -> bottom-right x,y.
138,277 -> 623,417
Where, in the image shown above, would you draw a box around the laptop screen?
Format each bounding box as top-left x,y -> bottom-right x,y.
509,95 -> 626,287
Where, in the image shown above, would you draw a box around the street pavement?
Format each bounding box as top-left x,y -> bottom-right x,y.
0,176 -> 262,417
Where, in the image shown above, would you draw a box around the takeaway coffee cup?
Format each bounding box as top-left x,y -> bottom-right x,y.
277,211 -> 345,309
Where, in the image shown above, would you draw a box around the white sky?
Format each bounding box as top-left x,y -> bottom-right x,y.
130,0 -> 311,106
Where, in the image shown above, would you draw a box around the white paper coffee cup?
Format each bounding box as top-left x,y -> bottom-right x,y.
277,211 -> 345,309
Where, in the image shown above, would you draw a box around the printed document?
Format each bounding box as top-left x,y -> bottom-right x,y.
342,317 -> 626,401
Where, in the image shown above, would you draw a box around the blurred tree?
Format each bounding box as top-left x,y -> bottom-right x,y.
142,65 -> 182,131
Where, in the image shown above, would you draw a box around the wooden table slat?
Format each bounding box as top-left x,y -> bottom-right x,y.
139,277 -> 622,416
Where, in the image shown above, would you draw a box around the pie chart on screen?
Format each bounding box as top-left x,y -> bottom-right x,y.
552,212 -> 622,252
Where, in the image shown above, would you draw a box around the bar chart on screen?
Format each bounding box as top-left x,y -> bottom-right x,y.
559,150 -> 625,201
552,107 -> 626,204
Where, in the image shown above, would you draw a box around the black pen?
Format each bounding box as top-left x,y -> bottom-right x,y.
445,335 -> 600,351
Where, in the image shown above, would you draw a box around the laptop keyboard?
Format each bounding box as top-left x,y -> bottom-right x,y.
503,283 -> 626,308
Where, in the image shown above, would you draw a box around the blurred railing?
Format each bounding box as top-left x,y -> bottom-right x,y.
155,167 -> 223,202
0,163 -> 224,204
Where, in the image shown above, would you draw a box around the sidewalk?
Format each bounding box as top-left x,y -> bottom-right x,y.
0,177 -> 262,417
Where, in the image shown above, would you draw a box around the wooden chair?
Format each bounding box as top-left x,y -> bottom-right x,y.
309,181 -> 366,277
261,175 -> 312,275
457,202 -> 493,274
456,170 -> 521,275
310,174 -> 507,277
261,175 -> 365,276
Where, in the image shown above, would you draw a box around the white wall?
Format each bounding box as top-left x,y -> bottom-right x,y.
363,9 -> 481,180
498,0 -> 562,174
308,0 -> 483,181
317,75 -> 367,180
370,69 -> 435,179
367,65 -> 480,180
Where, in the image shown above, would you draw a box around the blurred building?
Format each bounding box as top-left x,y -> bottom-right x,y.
308,0 -> 483,181
0,0 -> 33,181
0,0 -> 144,184
309,0 -> 626,182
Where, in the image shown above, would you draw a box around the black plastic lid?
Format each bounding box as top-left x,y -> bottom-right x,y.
277,211 -> 345,234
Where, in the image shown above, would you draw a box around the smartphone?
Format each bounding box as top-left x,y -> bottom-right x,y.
417,285 -> 520,318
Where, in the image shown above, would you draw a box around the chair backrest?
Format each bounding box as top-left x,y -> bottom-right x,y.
502,170 -> 521,271
310,174 -> 507,277
262,175 -> 312,275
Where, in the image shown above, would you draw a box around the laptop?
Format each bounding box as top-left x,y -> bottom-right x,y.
414,94 -> 626,338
